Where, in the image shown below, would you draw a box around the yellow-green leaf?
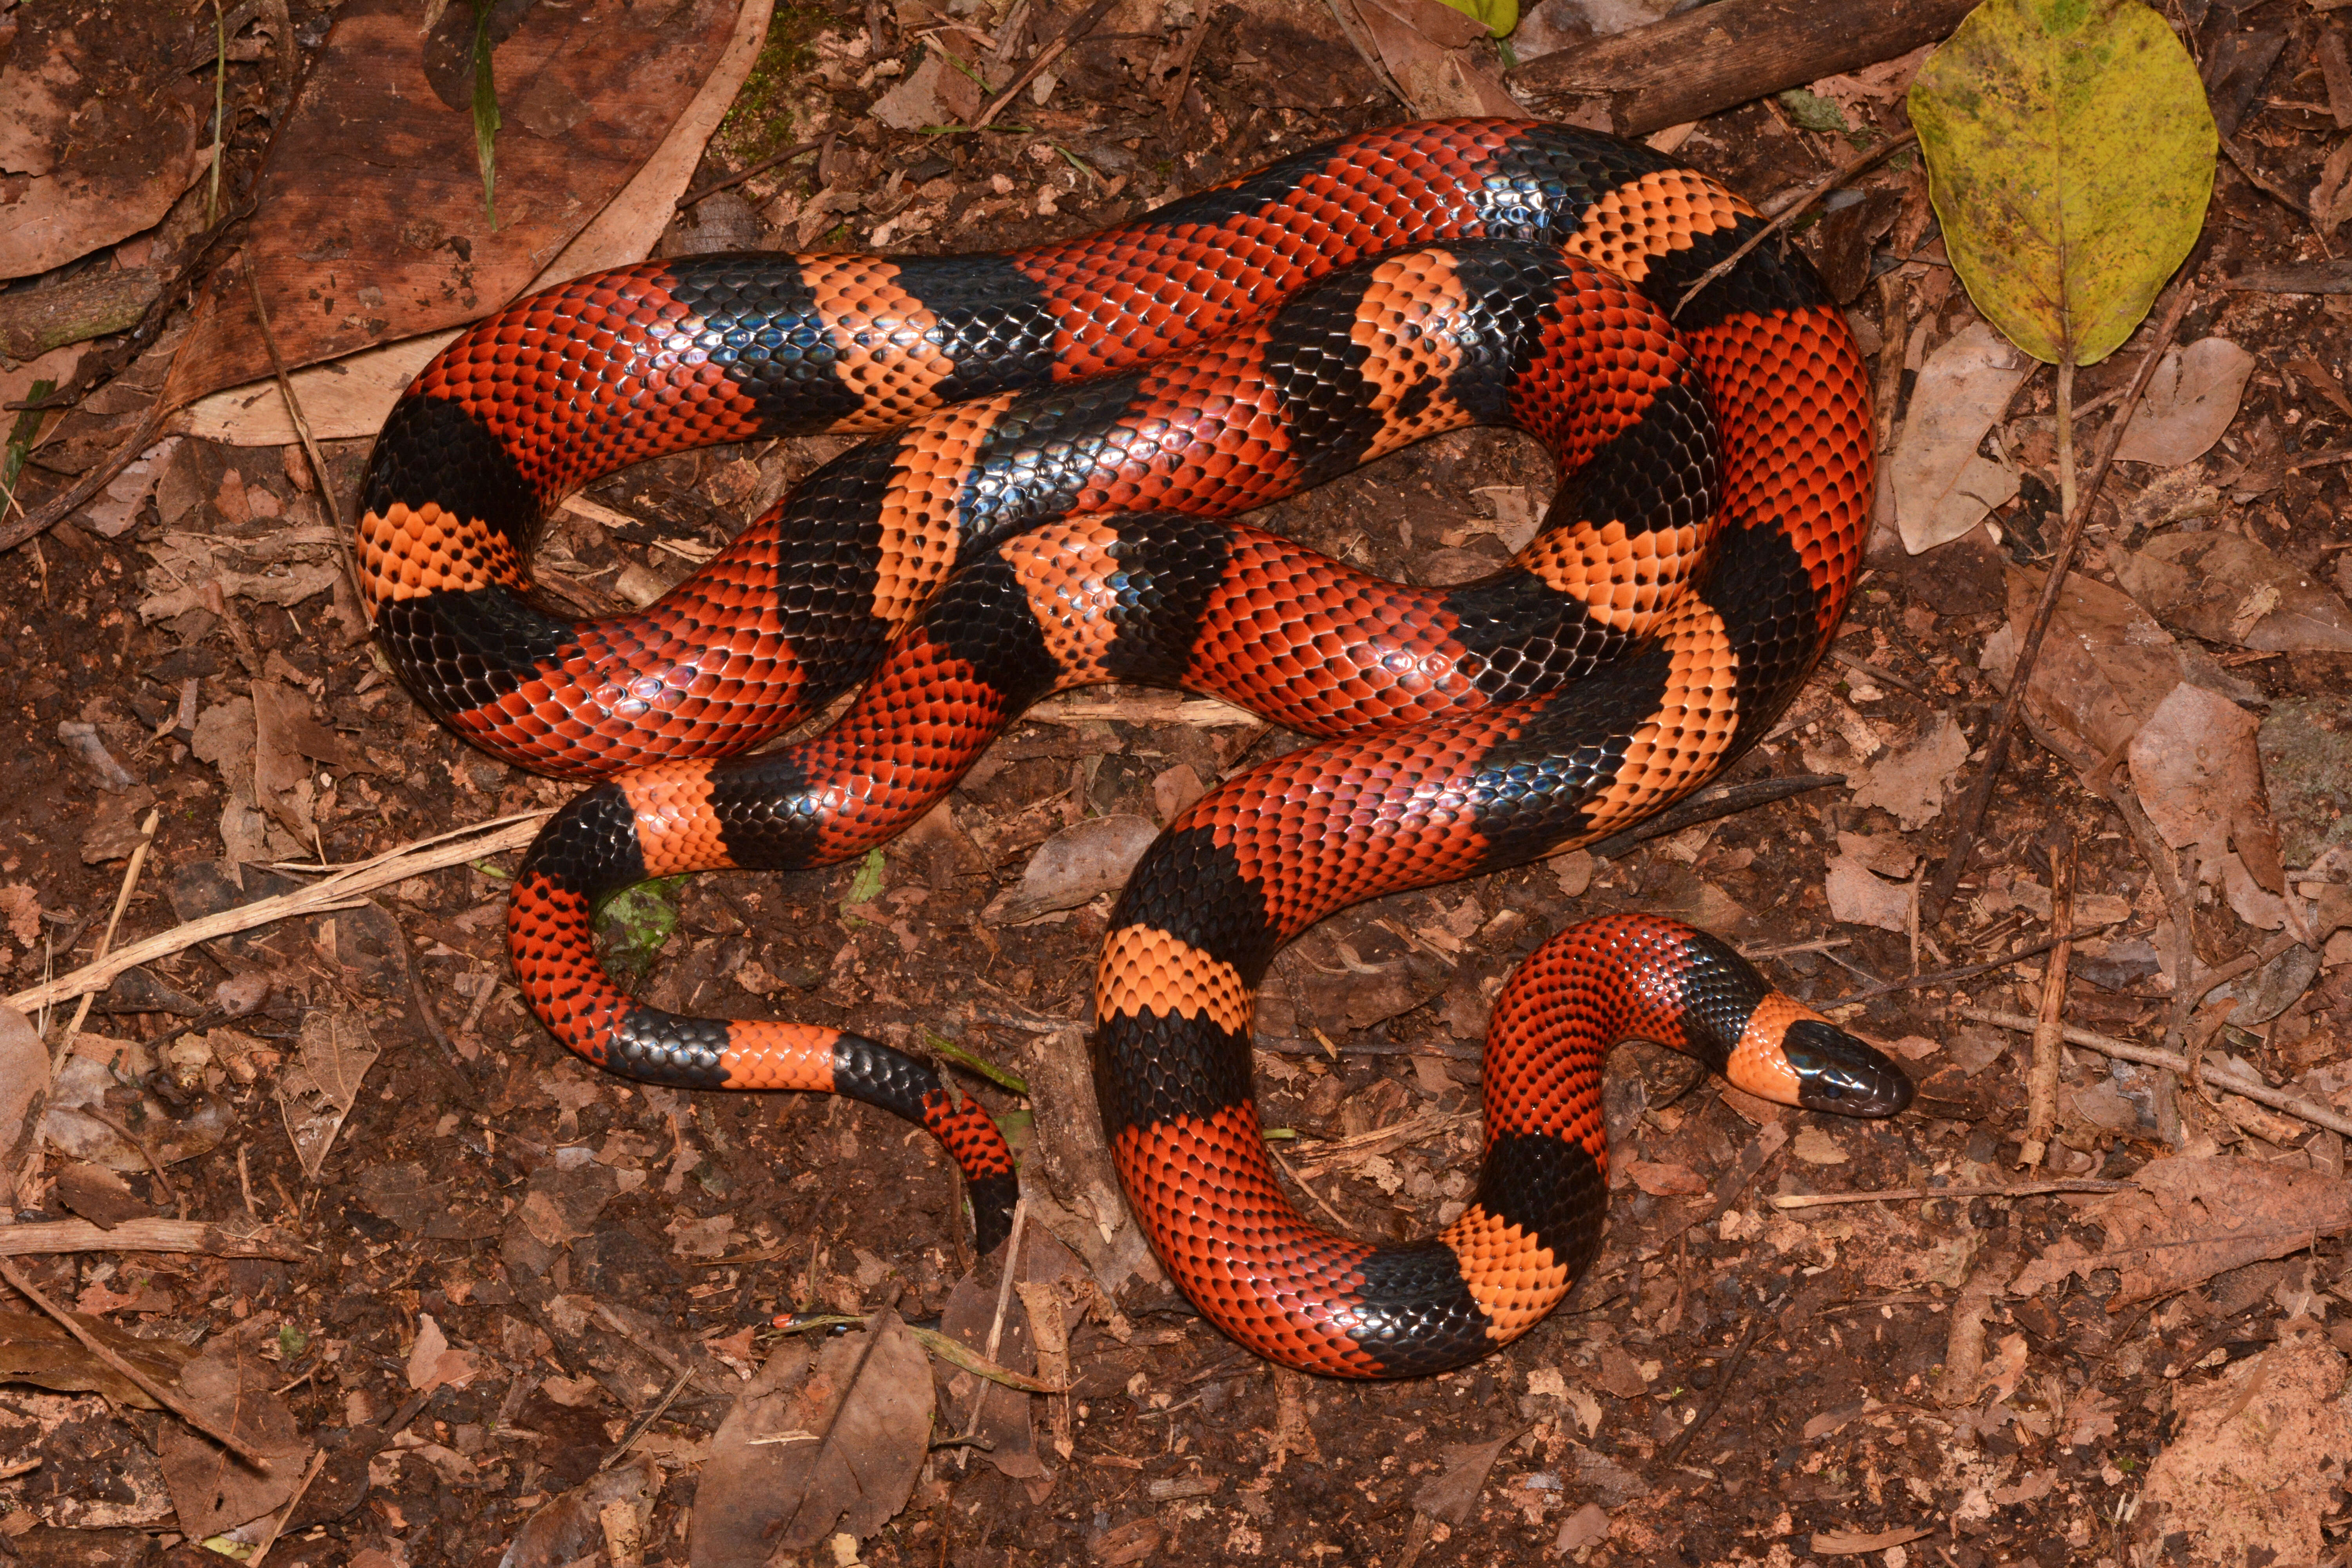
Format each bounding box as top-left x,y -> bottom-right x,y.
1907,0 -> 2213,367
1430,0 -> 1517,37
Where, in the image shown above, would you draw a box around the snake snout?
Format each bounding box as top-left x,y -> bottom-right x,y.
1780,1018 -> 1915,1118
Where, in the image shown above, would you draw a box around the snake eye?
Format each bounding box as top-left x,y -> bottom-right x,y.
1781,1019 -> 1914,1118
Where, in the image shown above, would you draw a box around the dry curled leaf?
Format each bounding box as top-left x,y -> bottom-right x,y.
2010,1156 -> 2352,1304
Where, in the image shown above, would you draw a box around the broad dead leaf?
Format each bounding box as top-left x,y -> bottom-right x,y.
1414,1429 -> 1521,1524
0,6 -> 211,279
1984,564 -> 2254,762
181,0 -> 775,445
1341,0 -> 1521,120
2009,1156 -> 2352,1304
1849,712 -> 1970,830
160,0 -> 746,408
2110,339 -> 2257,466
499,1455 -> 660,1568
1,1005 -> 47,1191
1889,322 -> 2029,553
688,1310 -> 933,1562
2127,682 -> 2292,925
276,1011 -> 380,1178
1623,1159 -> 1707,1196
43,1051 -> 233,1172
2114,530 -> 2352,653
989,815 -> 1162,924
156,1337 -> 314,1538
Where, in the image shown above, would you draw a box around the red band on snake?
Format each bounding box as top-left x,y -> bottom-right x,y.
358,119 -> 1913,1379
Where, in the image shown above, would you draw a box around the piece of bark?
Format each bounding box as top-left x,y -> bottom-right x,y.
1506,0 -> 1975,137
0,268 -> 164,362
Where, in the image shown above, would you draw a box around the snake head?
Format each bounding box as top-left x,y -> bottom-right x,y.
1780,1019 -> 1915,1118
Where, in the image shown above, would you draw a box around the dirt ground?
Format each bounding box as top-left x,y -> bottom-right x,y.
4,0 -> 2352,1565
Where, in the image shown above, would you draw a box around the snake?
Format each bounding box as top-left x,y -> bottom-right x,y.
357,118 -> 1915,1379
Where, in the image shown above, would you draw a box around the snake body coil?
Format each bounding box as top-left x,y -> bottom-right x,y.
359,120 -> 1913,1379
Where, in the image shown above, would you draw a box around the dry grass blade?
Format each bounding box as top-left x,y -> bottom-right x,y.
5,810 -> 549,1014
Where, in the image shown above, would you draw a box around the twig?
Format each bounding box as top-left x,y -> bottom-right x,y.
0,398 -> 171,552
1673,132 -> 1917,319
1919,249 -> 2205,925
6,811 -> 550,1014
0,1254 -> 273,1470
245,1447 -> 328,1566
971,0 -> 1118,131
1771,1179 -> 2129,1209
1160,14 -> 1212,131
1958,1006 -> 2352,1138
1832,930 -> 2099,1004
954,1196 -> 1027,1466
674,137 -> 826,211
246,267 -> 347,537
599,1363 -> 696,1472
1658,1293 -> 1780,1466
1826,645 -> 1930,698
73,1103 -> 183,1218
56,807 -> 159,1061
1586,773 -> 1847,860
0,1217 -> 303,1259
2019,832 -> 2074,1169
1267,1140 -> 1354,1231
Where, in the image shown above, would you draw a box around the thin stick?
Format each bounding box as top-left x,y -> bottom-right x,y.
1658,1294 -> 1780,1466
6,810 -> 549,1014
1267,1141 -> 1354,1232
56,807 -> 159,1060
954,1196 -> 1027,1467
674,138 -> 826,211
972,0 -> 1118,131
2019,832 -> 2074,1169
1958,1006 -> 2352,1139
1919,254 -> 2204,925
0,1254 -> 273,1470
1673,131 -> 1917,319
245,1447 -> 328,1566
1772,1179 -> 2129,1210
246,267 -> 346,537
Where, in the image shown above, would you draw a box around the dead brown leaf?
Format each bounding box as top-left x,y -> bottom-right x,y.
156,1336 -> 314,1538
989,814 -> 1161,924
2127,682 -> 2292,920
0,4 -> 211,279
1849,711 -> 1969,830
276,1011 -> 380,1178
2009,1156 -> 2352,1304
0,1309 -> 191,1409
162,0 -> 745,407
501,1455 -> 660,1568
1413,1428 -> 1523,1525
689,1310 -> 934,1560
2114,530 -> 2352,653
1623,1159 -> 1708,1197
1890,322 -> 2028,553
2110,340 -> 2257,467
1985,564 -> 2255,763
